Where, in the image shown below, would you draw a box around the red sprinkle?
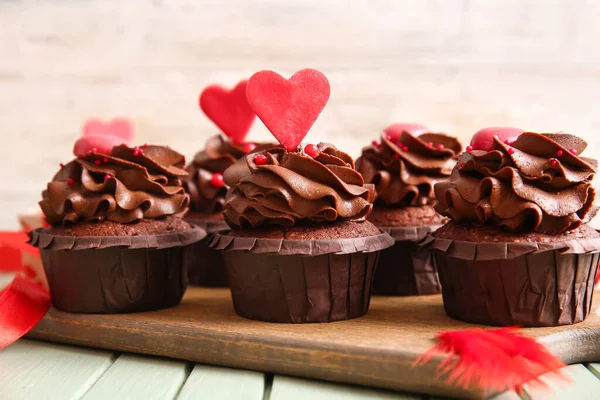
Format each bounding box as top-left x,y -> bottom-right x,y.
427,142 -> 433,148
103,157 -> 109,163
569,148 -> 578,155
437,144 -> 444,151
59,163 -> 64,168
91,147 -> 97,153
67,178 -> 74,185
104,174 -> 111,182
402,145 -> 409,152
254,154 -> 268,165
459,162 -> 465,168
304,144 -> 320,158
243,143 -> 257,153
209,172 -> 225,188
394,153 -> 400,159
133,146 -> 144,157
372,140 -> 381,148
556,150 -> 564,156
551,160 -> 558,167
466,145 -> 473,153
94,159 -> 101,165
507,148 -> 515,155
143,143 -> 148,148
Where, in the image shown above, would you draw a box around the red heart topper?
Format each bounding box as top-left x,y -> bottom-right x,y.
246,69 -> 331,151
74,118 -> 135,157
199,80 -> 256,144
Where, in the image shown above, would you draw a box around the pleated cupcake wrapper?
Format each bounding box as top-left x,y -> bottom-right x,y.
29,226 -> 206,314
29,226 -> 206,251
209,231 -> 394,255
183,217 -> 230,287
423,233 -> 600,327
210,231 -> 394,323
372,224 -> 443,296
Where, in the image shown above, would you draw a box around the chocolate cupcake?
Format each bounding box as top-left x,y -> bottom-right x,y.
427,129 -> 600,327
209,68 -> 394,323
31,143 -> 205,314
183,79 -> 260,286
356,123 -> 462,295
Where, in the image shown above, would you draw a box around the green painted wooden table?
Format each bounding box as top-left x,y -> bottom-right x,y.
1,274 -> 600,400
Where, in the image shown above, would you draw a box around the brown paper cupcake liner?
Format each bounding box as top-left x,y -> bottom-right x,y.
30,226 -> 206,314
372,224 -> 442,296
423,233 -> 600,327
184,217 -> 231,287
209,231 -> 394,323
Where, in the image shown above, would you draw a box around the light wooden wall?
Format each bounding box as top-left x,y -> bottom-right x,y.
2,0 -> 600,228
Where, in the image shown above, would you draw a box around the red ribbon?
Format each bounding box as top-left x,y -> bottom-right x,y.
0,232 -> 51,349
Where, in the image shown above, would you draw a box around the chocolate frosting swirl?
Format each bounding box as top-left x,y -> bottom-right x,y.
435,132 -> 598,234
223,143 -> 376,229
40,145 -> 191,226
183,135 -> 255,213
357,132 -> 462,206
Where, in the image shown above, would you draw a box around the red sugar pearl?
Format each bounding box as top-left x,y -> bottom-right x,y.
466,145 -> 473,153
95,159 -> 102,165
254,154 -> 268,165
304,144 -> 319,158
402,145 -> 409,152
91,147 -> 97,153
209,172 -> 225,188
104,174 -> 112,182
507,148 -> 515,155
59,163 -> 64,168
459,162 -> 465,168
556,150 -> 564,157
243,143 -> 257,153
143,144 -> 148,148
551,160 -> 558,167
133,146 -> 144,156
67,178 -> 74,185
569,148 -> 578,155
371,140 -> 381,148
437,144 -> 444,151
427,142 -> 433,148
394,153 -> 400,159
103,157 -> 109,163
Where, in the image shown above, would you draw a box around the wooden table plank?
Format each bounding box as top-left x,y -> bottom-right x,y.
522,364 -> 600,400
0,339 -> 115,400
177,365 -> 265,400
269,375 -> 422,400
82,354 -> 189,400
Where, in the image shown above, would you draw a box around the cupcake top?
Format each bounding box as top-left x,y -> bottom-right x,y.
223,143 -> 375,229
40,145 -> 191,226
184,135 -> 259,213
435,131 -> 598,234
357,128 -> 462,207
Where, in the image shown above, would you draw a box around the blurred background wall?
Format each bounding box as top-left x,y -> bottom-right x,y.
1,0 -> 600,228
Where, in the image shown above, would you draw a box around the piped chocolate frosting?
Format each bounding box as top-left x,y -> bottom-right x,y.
435,132 -> 598,234
40,145 -> 190,226
183,135 -> 250,213
223,143 -> 376,229
357,131 -> 462,206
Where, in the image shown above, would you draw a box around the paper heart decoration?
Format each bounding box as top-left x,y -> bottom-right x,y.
384,123 -> 430,140
199,80 -> 256,143
246,69 -> 330,151
83,118 -> 134,143
75,118 -> 135,157
73,135 -> 128,157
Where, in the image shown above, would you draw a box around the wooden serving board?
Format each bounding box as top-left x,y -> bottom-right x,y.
27,288 -> 600,399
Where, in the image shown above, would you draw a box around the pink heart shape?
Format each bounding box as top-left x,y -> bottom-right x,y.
73,134 -> 127,158
83,118 -> 134,143
384,123 -> 430,140
246,69 -> 330,151
199,80 -> 256,143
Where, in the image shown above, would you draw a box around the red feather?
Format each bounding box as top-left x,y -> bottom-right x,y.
414,327 -> 570,393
